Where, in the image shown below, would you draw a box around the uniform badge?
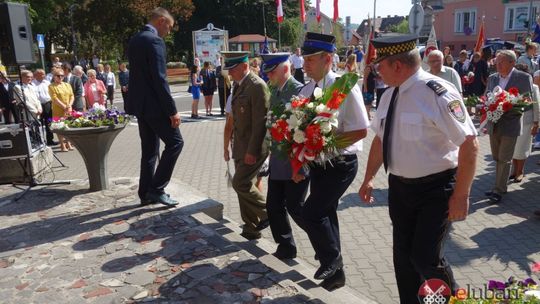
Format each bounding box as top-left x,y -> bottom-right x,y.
426,80 -> 448,96
240,106 -> 245,114
447,100 -> 466,123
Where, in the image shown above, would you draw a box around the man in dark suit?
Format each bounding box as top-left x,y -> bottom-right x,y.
126,7 -> 183,207
0,71 -> 19,124
62,63 -> 84,111
485,50 -> 533,204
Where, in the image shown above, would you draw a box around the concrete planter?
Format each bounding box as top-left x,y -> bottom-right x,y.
53,124 -> 126,191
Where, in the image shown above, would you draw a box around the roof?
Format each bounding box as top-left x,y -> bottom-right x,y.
356,16 -> 405,36
229,34 -> 277,43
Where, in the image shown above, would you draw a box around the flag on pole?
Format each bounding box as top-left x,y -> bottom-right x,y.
300,0 -> 306,23
316,0 -> 321,23
276,0 -> 283,23
425,24 -> 438,57
333,0 -> 339,22
365,18 -> 376,66
474,16 -> 486,53
262,35 -> 270,54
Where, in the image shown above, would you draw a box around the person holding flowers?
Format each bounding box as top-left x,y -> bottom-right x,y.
358,35 -> 478,304
261,52 -> 307,261
484,50 -> 533,204
296,32 -> 370,291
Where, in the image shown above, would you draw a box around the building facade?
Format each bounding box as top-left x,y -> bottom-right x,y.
228,34 -> 277,56
434,0 -> 538,53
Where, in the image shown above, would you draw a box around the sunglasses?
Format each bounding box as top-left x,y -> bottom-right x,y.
55,74 -> 65,77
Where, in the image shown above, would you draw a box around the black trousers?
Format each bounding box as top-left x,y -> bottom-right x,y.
121,91 -> 128,104
137,115 -> 184,200
40,101 -> 54,143
2,101 -> 20,124
293,68 -> 305,85
107,85 -> 114,105
388,173 -> 456,304
218,86 -> 230,115
302,155 -> 358,267
267,178 -> 309,248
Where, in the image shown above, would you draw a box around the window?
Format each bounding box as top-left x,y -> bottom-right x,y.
504,4 -> 538,31
454,8 -> 477,34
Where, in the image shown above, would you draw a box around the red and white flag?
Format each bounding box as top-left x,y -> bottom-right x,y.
333,0 -> 339,22
276,0 -> 283,23
300,0 -> 306,23
316,0 -> 321,23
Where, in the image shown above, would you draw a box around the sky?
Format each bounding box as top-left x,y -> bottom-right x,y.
317,0 -> 413,25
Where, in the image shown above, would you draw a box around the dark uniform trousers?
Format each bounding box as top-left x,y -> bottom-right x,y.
302,154 -> 358,267
267,178 -> 309,247
40,101 -> 54,143
233,156 -> 268,235
137,115 -> 184,200
293,69 -> 305,85
218,86 -> 231,115
388,172 -> 456,304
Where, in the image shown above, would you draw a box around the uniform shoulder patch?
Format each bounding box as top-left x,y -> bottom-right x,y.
426,80 -> 448,96
447,100 -> 466,123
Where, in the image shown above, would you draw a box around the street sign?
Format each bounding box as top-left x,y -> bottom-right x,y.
408,3 -> 424,35
36,34 -> 45,49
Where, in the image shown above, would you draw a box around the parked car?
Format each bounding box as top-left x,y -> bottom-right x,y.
483,38 -> 525,55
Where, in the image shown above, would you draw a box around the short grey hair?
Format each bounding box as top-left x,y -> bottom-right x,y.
497,49 -> 517,63
73,65 -> 84,74
87,69 -> 96,77
428,50 -> 444,60
387,48 -> 421,68
149,7 -> 173,22
21,70 -> 33,77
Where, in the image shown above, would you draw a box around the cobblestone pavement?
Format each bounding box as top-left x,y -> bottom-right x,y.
0,179 -> 325,303
4,114 -> 540,303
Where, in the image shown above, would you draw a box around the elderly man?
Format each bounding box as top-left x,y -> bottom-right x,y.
33,69 -> 56,145
359,35 -> 478,303
427,50 -> 462,94
484,50 -> 533,204
0,70 -> 18,124
222,51 -> 270,240
261,53 -> 307,260
13,70 -> 42,121
62,63 -> 84,111
299,32 -> 370,291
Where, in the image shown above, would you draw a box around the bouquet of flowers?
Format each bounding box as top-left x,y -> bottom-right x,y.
476,86 -> 533,131
266,73 -> 359,175
51,103 -> 130,130
461,71 -> 475,85
464,95 -> 481,108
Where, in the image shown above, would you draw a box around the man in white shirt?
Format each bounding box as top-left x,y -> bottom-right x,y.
104,64 -> 116,107
13,70 -> 42,121
427,50 -> 463,94
298,32 -> 369,291
33,69 -> 56,145
290,48 -> 305,84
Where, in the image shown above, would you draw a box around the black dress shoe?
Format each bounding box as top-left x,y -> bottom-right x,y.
240,231 -> 261,240
314,256 -> 343,280
47,140 -> 59,146
255,218 -> 270,231
534,210 -> 540,217
140,198 -> 157,206
272,245 -> 297,260
145,192 -> 178,207
319,268 -> 345,291
485,190 -> 506,197
508,175 -> 516,180
488,193 -> 503,204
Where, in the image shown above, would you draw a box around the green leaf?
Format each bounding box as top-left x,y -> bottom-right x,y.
320,72 -> 359,104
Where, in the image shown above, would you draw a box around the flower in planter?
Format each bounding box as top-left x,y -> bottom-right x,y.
51,103 -> 130,130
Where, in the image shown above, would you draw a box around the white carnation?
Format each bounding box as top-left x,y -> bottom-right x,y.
293,129 -> 306,143
313,87 -> 323,99
306,102 -> 315,109
287,115 -> 300,130
285,103 -> 292,111
315,104 -> 327,114
320,121 -> 332,133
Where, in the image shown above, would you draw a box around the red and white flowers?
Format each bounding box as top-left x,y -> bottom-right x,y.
266,73 -> 359,175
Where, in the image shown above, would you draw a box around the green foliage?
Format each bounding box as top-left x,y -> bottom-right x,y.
388,19 -> 410,34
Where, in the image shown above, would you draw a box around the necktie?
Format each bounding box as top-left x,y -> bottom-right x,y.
382,86 -> 399,172
310,83 -> 318,102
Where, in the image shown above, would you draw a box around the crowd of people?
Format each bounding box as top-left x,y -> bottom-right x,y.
0,58 -> 130,152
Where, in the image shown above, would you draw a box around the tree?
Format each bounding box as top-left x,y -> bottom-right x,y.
389,19 -> 410,34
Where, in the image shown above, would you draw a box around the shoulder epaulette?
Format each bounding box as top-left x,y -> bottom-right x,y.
426,80 -> 447,96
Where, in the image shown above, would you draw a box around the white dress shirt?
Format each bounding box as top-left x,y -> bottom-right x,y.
299,71 -> 370,155
372,68 -> 477,178
105,72 -> 116,89
32,79 -> 52,104
290,54 -> 304,69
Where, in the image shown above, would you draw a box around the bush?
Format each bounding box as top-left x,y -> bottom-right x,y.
166,62 -> 187,68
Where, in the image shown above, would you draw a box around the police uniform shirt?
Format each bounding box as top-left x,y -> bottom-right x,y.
299,71 -> 370,155
372,68 -> 477,178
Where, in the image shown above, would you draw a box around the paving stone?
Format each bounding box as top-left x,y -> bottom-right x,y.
124,272 -> 155,286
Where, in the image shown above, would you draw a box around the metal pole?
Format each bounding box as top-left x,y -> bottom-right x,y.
39,48 -> 45,70
528,0 -> 534,37
278,23 -> 281,49
373,0 -> 377,32
69,4 -> 78,64
262,1 -> 267,37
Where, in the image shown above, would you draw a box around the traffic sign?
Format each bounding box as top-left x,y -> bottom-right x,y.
36,34 -> 45,50
408,4 -> 424,35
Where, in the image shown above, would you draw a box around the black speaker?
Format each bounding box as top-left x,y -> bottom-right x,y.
0,2 -> 35,65
0,124 -> 45,159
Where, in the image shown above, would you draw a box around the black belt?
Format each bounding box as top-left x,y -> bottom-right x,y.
392,168 -> 456,185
